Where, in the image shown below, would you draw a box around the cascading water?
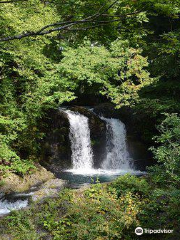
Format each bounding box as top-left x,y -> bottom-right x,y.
101,117 -> 133,170
0,198 -> 28,215
65,110 -> 93,170
0,192 -> 33,216
58,108 -> 144,183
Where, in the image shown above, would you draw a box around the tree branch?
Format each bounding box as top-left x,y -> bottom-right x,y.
0,0 -> 139,42
0,0 -> 27,3
65,23 -> 110,32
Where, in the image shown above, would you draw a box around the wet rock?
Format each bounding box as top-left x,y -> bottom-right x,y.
40,109 -> 72,171
31,179 -> 67,202
94,103 -> 156,144
127,136 -> 153,171
40,105 -> 152,171
94,103 -> 137,134
93,103 -> 120,118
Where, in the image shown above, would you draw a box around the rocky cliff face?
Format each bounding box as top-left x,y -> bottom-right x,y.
40,109 -> 72,171
94,103 -> 157,144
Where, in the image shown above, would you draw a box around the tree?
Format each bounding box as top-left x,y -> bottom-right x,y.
57,39 -> 152,107
150,114 -> 180,185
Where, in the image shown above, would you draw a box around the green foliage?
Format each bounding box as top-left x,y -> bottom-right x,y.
0,0 -> 76,173
0,182 -> 144,240
58,39 -> 152,107
139,187 -> 180,236
0,176 -> 179,239
0,0 -> 180,174
149,114 -> 180,185
0,1 -> 180,239
109,174 -> 150,197
0,2 -> 180,240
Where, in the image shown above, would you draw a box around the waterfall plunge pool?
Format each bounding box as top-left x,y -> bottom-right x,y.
55,169 -> 146,189
53,109 -> 147,188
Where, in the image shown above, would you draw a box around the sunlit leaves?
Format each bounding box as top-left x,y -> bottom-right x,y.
58,39 -> 152,107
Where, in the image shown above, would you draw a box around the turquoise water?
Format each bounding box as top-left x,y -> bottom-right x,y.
56,169 -> 146,188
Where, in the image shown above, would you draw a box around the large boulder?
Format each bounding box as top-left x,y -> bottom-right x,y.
93,103 -> 136,134
40,104 -> 152,172
94,103 -> 156,143
93,103 -> 120,118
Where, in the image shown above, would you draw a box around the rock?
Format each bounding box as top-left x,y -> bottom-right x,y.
40,108 -> 72,171
94,103 -> 137,136
40,105 -> 152,171
127,136 -> 153,171
0,165 -> 54,194
94,103 -> 137,133
93,103 -> 120,118
31,179 -> 67,202
94,103 -> 157,144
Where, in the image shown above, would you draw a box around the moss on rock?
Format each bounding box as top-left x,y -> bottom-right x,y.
0,165 -> 54,194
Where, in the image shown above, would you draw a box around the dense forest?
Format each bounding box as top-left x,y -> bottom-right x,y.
0,0 -> 180,239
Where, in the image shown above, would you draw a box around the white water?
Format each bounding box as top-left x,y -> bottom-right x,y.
101,117 -> 133,170
65,168 -> 144,176
63,109 -> 139,175
65,110 -> 94,170
0,199 -> 28,215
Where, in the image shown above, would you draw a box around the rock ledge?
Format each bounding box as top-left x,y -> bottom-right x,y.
0,165 -> 54,194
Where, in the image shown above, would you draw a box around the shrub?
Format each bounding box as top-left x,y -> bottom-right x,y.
109,174 -> 150,197
149,113 -> 180,185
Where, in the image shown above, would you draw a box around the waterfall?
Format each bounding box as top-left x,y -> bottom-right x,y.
65,110 -> 93,170
101,117 -> 132,170
60,108 -> 137,176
